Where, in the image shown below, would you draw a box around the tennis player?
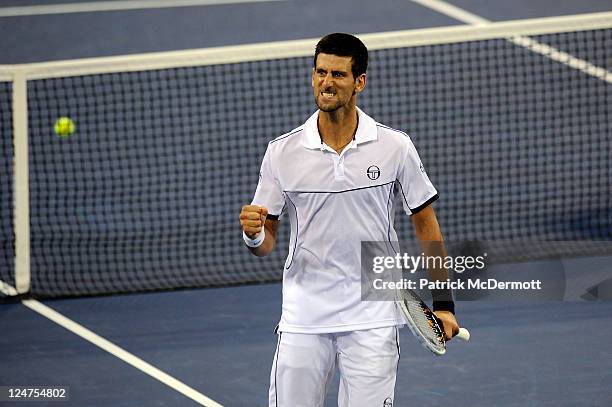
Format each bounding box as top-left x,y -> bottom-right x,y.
240,33 -> 459,407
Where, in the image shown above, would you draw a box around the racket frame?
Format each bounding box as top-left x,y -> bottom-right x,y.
395,295 -> 447,355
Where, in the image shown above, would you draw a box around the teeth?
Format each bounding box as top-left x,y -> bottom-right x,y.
322,92 -> 335,97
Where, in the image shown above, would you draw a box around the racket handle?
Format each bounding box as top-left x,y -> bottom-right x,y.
455,328 -> 471,342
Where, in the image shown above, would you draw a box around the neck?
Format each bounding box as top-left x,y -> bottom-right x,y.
318,104 -> 358,152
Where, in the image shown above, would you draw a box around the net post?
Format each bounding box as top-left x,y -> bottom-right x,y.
12,70 -> 30,295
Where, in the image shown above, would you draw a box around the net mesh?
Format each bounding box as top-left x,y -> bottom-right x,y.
5,25 -> 612,297
0,82 -> 15,294
27,61 -> 312,296
370,30 -> 611,242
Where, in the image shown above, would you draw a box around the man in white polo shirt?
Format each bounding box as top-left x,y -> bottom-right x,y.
240,33 -> 459,407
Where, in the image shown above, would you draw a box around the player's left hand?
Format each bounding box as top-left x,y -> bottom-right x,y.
434,311 -> 460,341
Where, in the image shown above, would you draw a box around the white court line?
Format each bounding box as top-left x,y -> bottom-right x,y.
0,0 -> 283,17
411,0 -> 612,84
0,281 -> 223,407
411,0 -> 490,25
0,280 -> 19,296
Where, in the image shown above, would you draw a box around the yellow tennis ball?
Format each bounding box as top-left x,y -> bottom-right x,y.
54,117 -> 75,137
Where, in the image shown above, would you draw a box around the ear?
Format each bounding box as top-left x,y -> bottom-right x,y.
311,68 -> 316,88
354,73 -> 367,94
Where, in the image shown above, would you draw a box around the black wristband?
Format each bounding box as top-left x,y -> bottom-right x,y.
432,300 -> 455,314
431,287 -> 453,301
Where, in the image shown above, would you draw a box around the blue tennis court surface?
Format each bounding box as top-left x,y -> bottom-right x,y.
2,282 -> 612,406
1,0 -> 611,63
1,1 -> 611,406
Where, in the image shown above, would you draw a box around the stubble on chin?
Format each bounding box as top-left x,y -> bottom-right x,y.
315,97 -> 342,113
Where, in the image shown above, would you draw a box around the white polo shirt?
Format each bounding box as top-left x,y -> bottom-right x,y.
252,107 -> 438,333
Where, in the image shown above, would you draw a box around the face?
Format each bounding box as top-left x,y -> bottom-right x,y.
312,53 -> 366,113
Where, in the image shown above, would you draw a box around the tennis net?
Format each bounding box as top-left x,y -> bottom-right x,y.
1,12 -> 611,298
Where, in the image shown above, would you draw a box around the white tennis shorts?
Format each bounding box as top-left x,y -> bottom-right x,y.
269,326 -> 400,407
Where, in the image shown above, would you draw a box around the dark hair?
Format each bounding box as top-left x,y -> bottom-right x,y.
314,33 -> 368,78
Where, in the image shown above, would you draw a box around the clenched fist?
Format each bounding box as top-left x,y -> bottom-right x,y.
240,205 -> 268,239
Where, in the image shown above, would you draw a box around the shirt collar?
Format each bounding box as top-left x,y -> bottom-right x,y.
302,107 -> 378,150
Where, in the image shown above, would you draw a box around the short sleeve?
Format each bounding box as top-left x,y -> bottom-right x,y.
396,137 -> 438,215
252,145 -> 285,219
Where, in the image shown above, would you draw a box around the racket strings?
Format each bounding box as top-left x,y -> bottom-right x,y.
399,290 -> 445,348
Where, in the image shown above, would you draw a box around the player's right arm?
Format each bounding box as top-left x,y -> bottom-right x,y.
240,205 -> 279,257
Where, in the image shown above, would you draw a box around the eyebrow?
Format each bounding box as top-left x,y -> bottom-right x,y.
315,67 -> 348,75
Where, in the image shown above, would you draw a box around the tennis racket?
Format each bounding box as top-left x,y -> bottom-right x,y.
396,288 -> 470,355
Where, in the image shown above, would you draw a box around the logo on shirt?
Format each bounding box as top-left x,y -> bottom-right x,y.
367,165 -> 380,180
383,397 -> 393,407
